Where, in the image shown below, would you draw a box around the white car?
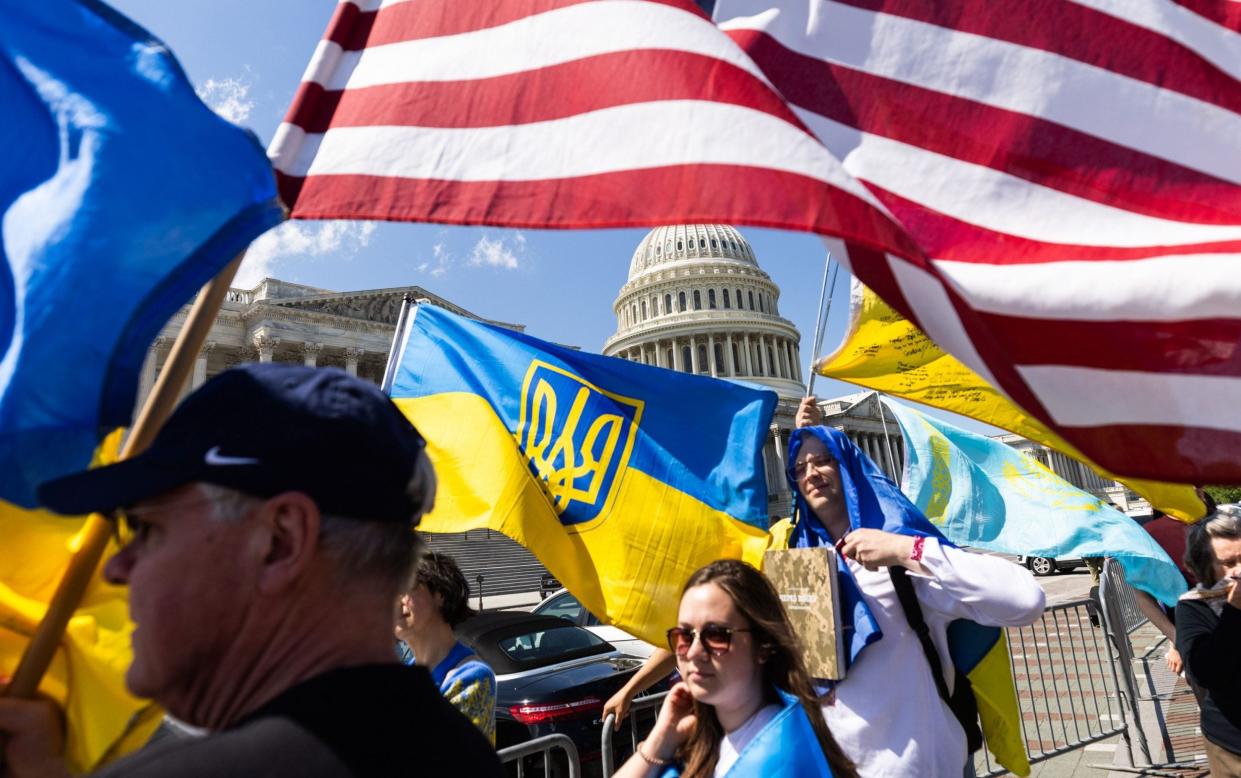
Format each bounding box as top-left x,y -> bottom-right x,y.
532,589 -> 659,659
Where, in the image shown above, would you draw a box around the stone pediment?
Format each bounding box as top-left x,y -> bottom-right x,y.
269,286 -> 523,331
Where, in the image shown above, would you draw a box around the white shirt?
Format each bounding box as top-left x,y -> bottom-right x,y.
822,539 -> 1045,777
715,703 -> 781,777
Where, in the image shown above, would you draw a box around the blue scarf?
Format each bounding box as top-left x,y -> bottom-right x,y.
786,426 -> 953,672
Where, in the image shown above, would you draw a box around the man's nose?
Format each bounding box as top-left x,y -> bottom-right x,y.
103,544 -> 135,585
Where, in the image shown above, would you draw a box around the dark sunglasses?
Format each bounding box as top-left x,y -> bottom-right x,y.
666,625 -> 753,657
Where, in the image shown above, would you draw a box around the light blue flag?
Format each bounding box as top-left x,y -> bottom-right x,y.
0,0 -> 284,506
885,399 -> 1187,606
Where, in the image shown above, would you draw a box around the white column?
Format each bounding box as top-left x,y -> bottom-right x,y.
689,335 -> 700,374
137,336 -> 168,411
742,334 -> 753,375
254,335 -> 278,363
793,343 -> 803,382
724,333 -> 735,377
345,347 -> 363,377
301,342 -> 322,368
192,342 -> 215,389
672,338 -> 683,371
707,333 -> 717,377
781,340 -> 792,379
655,341 -> 665,368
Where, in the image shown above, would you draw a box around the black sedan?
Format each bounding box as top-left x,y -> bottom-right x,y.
457,611 -> 660,777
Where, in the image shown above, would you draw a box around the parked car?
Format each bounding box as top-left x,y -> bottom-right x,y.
456,611 -> 660,777
538,573 -> 562,599
532,589 -> 659,659
1017,554 -> 1083,576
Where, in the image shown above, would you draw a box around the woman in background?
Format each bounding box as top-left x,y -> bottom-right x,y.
614,559 -> 855,778
1177,504 -> 1241,777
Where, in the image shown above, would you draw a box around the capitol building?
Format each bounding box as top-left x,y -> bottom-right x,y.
601,224 -> 808,515
142,224 -> 1144,599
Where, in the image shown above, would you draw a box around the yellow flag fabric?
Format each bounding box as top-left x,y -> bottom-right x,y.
0,431 -> 160,772
390,305 -> 778,646
816,281 -> 1205,522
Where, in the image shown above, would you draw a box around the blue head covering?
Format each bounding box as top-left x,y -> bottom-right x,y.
785,425 -> 956,672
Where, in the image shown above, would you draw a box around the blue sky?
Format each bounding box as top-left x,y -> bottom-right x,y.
109,0 -> 995,432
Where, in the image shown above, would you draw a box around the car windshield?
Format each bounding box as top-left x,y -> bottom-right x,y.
537,593 -> 585,623
497,625 -> 607,664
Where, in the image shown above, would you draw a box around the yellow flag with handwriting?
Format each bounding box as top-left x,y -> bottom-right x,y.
0,430 -> 161,772
816,281 -> 1205,522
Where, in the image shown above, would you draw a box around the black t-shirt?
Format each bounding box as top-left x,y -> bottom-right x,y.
93,664 -> 505,777
1176,599 -> 1241,755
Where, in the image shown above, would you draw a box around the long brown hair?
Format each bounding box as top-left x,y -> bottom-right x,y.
675,559 -> 857,778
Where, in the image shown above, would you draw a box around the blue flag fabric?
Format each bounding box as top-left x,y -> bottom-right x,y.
658,690 -> 832,777
884,399 -> 1187,607
0,0 -> 283,506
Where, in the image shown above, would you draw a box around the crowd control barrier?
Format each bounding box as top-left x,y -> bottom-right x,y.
498,733 -> 582,778
600,691 -> 669,777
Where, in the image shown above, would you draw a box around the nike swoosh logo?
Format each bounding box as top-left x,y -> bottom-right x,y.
204,446 -> 261,466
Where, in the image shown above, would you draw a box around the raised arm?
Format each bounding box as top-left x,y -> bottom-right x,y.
912,539 -> 1046,628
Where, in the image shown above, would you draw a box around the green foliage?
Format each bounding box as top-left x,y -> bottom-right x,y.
1204,485 -> 1241,505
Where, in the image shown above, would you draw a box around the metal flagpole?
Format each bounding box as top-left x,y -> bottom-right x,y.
379,295 -> 416,394
877,395 -> 900,487
4,248 -> 251,699
806,253 -> 839,398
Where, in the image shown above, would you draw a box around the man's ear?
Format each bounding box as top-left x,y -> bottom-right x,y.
255,491 -> 320,594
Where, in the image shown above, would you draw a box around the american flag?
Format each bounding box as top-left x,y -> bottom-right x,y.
272,0 -> 1241,484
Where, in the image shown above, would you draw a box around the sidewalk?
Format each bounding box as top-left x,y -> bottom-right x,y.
1108,622 -> 1210,777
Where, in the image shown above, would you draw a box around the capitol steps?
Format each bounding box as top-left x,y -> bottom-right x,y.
421,529 -> 550,598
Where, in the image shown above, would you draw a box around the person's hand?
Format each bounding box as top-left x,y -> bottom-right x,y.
839,529 -> 920,572
1165,647 -> 1184,675
603,685 -> 635,731
642,682 -> 696,761
796,396 -> 822,428
1226,577 -> 1241,610
0,690 -> 70,778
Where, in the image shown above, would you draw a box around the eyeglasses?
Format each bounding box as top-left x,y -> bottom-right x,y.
666,625 -> 753,657
793,454 -> 835,480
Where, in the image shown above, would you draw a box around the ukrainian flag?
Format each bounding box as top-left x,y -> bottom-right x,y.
389,304 -> 776,644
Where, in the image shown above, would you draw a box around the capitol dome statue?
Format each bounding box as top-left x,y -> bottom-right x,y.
602,225 -> 805,399
603,225 -> 805,518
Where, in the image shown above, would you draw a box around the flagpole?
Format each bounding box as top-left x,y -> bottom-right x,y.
877,396 -> 900,487
806,254 -> 839,398
379,295 -> 415,394
3,249 -> 249,700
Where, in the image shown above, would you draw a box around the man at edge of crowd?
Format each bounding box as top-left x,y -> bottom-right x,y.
0,363 -> 504,778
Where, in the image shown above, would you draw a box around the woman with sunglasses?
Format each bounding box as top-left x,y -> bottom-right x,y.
614,559 -> 856,778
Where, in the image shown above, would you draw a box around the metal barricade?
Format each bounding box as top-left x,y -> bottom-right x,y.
498,733 -> 582,778
600,690 -> 669,777
973,597 -> 1136,776
1097,558 -> 1155,766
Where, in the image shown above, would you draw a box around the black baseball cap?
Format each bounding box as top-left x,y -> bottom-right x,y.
37,363 -> 430,522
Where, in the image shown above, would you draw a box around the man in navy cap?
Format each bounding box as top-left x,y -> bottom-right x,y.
0,364 -> 503,777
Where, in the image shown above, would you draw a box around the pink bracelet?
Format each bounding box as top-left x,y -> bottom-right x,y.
910,535 -> 926,562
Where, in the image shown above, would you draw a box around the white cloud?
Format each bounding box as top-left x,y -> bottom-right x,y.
467,232 -> 527,270
235,221 -> 378,288
197,74 -> 255,125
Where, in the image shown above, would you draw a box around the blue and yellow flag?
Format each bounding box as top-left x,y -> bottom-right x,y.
0,0 -> 283,507
885,399 -> 1187,607
389,304 -> 776,644
0,431 -> 162,773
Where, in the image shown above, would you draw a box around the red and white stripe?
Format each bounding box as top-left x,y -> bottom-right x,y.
717,0 -> 1241,483
270,0 -> 916,260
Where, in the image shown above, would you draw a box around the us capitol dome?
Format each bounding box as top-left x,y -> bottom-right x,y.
603,225 -> 805,517
602,225 -> 805,398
